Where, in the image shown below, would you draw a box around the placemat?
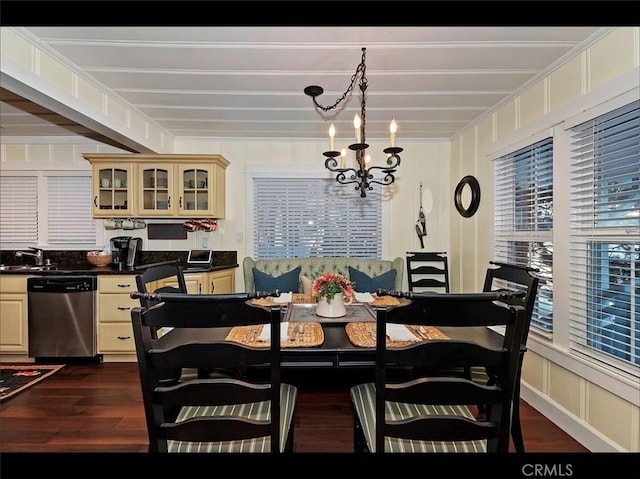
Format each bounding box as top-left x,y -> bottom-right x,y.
226,322 -> 324,347
251,293 -> 316,307
368,294 -> 401,307
345,322 -> 449,348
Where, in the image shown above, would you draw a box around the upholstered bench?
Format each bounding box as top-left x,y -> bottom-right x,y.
243,256 -> 404,293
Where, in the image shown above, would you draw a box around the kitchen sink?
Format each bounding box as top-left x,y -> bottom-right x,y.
0,264 -> 57,272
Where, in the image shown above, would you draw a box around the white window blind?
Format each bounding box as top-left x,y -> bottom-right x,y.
569,100 -> 640,376
494,137 -> 554,334
253,178 -> 382,259
46,175 -> 97,246
0,176 -> 38,246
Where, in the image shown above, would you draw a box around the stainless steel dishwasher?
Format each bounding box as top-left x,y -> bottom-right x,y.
27,276 -> 101,362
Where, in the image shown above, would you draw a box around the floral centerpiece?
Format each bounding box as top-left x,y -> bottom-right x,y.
311,271 -> 355,304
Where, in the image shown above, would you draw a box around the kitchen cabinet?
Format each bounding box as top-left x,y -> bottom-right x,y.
208,269 -> 235,294
157,269 -> 235,294
0,276 -> 28,354
97,275 -> 139,355
90,162 -> 135,217
83,154 -> 229,218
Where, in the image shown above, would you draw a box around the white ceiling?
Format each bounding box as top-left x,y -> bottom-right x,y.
0,26 -> 605,145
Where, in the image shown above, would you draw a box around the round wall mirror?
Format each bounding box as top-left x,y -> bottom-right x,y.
454,175 -> 481,217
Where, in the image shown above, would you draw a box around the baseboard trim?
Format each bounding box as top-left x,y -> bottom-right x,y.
520,381 -> 628,452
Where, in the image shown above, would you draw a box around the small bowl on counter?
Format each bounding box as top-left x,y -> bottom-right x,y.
86,251 -> 112,267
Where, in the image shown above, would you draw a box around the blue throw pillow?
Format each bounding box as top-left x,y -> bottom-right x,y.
348,266 -> 397,293
253,266 -> 301,292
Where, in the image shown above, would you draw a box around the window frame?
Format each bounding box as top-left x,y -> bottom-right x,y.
492,133 -> 555,338
0,170 -> 101,250
566,99 -> 640,377
245,164 -> 392,260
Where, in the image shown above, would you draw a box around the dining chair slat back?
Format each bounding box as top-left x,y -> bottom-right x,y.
135,262 -> 188,308
481,260 -> 540,453
350,291 -> 527,453
406,251 -> 450,292
131,292 -> 297,453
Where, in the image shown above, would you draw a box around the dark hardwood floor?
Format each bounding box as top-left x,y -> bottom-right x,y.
0,362 -> 588,454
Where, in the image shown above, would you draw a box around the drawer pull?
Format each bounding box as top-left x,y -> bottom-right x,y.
117,336 -> 131,340
117,284 -> 132,288
117,306 -> 131,310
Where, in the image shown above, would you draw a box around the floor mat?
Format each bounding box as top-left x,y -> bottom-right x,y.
0,364 -> 64,402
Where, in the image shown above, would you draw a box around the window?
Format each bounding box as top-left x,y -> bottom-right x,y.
569,101 -> 640,375
46,175 -> 97,246
0,172 -> 97,249
252,177 -> 382,259
494,137 -> 554,334
0,176 -> 38,246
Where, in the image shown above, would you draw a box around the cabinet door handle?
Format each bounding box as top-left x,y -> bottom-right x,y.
179,196 -> 183,208
117,306 -> 131,310
167,196 -> 171,208
94,196 -> 98,207
211,282 -> 215,292
198,284 -> 202,294
117,284 -> 132,288
117,336 -> 131,340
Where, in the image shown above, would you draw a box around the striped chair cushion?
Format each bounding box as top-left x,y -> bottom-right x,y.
167,383 -> 297,453
350,382 -> 487,453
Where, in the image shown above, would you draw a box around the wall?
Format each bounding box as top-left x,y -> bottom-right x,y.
0,137 -> 452,292
171,137 -> 451,289
0,141 -> 232,260
449,27 -> 640,452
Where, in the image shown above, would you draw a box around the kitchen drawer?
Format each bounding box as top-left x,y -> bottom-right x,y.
0,275 -> 28,293
99,293 -> 139,323
98,275 -> 137,294
99,322 -> 135,352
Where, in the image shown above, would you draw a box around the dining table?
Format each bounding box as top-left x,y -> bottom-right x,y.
152,293 -> 507,370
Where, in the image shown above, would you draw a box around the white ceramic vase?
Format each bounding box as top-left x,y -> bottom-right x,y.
315,294 -> 351,318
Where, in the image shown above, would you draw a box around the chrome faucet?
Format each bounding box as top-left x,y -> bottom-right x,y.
15,247 -> 44,266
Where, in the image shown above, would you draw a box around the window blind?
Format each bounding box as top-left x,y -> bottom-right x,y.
568,100 -> 640,375
494,137 -> 554,334
253,178 -> 382,259
0,176 -> 38,246
46,175 -> 97,246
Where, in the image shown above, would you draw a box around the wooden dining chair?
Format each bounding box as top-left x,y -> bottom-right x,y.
479,260 -> 540,453
135,261 -> 218,381
350,290 -> 527,453
406,251 -> 450,292
130,291 -> 297,453
135,261 -> 188,309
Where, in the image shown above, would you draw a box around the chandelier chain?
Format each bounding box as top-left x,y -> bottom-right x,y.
312,48 -> 367,113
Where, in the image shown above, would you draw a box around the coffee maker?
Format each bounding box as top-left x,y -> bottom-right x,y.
110,236 -> 142,268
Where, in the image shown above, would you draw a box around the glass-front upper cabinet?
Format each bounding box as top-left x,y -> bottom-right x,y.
179,166 -> 210,215
177,163 -> 226,218
84,154 -> 229,218
91,163 -> 134,217
137,166 -> 174,216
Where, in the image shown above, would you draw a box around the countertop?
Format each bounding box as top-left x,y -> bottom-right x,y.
0,250 -> 238,276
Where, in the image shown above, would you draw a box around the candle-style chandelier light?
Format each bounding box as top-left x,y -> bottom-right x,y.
304,47 -> 402,198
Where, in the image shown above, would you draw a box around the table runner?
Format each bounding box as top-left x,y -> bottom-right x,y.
251,293 -> 400,308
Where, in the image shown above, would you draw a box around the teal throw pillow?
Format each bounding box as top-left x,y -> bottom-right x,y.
253,266 -> 301,292
348,266 -> 397,293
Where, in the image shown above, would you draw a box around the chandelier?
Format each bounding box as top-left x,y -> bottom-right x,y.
304,47 -> 402,198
